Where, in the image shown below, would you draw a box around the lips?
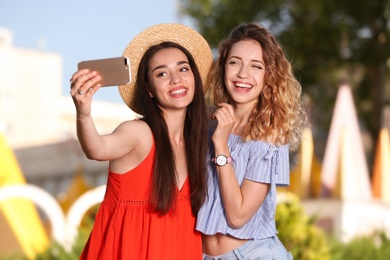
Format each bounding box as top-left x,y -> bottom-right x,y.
234,82 -> 253,89
168,87 -> 188,97
233,82 -> 253,94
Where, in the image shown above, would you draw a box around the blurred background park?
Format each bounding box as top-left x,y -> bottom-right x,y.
1,0 -> 390,259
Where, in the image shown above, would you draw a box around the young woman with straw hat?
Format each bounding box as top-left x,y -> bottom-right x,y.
70,23 -> 213,259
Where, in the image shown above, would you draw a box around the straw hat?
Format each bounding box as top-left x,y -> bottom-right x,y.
118,23 -> 213,113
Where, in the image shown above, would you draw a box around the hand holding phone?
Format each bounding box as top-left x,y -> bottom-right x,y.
77,57 -> 131,87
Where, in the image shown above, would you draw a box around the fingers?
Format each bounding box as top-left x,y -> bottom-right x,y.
77,87 -> 94,95
70,69 -> 89,87
213,103 -> 234,121
214,108 -> 231,120
212,104 -> 235,145
70,70 -> 101,97
217,103 -> 234,115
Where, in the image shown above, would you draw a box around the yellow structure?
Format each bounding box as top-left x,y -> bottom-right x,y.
372,128 -> 390,203
58,164 -> 91,213
0,133 -> 48,258
288,127 -> 322,198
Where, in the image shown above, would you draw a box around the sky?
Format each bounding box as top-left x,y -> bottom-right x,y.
0,0 -> 194,103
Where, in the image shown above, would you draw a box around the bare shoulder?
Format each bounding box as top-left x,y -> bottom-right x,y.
109,119 -> 154,173
114,119 -> 153,146
116,119 -> 150,133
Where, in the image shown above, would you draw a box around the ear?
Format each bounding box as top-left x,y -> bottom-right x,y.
147,86 -> 154,98
146,84 -> 154,98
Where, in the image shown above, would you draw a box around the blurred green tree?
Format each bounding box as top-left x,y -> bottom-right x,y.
276,192 -> 330,260
328,231 -> 390,260
180,0 -> 390,166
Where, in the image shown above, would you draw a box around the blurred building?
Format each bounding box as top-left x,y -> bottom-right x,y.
0,27 -> 136,196
0,27 -> 137,258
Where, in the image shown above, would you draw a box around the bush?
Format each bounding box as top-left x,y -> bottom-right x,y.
276,192 -> 331,260
328,231 -> 390,260
34,205 -> 97,260
34,224 -> 90,260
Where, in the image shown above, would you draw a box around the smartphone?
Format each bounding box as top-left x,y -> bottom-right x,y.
77,56 -> 131,87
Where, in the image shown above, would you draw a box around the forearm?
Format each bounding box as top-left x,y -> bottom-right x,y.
218,169 -> 247,228
76,114 -> 106,160
214,143 -> 246,227
214,141 -> 269,228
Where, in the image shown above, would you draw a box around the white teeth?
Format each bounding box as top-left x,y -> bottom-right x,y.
170,89 -> 186,95
235,83 -> 252,88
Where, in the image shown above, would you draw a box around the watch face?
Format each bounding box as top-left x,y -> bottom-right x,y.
216,155 -> 227,165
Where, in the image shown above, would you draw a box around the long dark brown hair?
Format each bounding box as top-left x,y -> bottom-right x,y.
132,41 -> 208,215
208,23 -> 306,151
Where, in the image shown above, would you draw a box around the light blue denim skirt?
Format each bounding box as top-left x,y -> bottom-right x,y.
203,236 -> 293,260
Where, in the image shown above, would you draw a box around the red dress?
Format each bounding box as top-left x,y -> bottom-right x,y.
80,143 -> 202,259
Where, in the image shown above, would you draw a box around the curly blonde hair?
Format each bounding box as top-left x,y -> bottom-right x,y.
207,23 -> 307,151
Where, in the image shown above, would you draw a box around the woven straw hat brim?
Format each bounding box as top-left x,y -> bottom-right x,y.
118,23 -> 213,114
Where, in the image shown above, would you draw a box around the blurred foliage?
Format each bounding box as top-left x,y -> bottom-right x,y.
328,231 -> 390,260
33,226 -> 90,260
33,204 -> 98,260
180,0 -> 390,165
276,192 -> 331,260
276,192 -> 390,260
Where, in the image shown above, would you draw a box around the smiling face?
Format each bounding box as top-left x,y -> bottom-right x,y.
224,39 -> 266,108
147,47 -> 195,112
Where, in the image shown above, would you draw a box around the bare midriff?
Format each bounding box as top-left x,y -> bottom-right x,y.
202,233 -> 249,256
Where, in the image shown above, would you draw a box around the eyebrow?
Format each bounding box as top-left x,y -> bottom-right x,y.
151,60 -> 189,73
229,55 -> 265,66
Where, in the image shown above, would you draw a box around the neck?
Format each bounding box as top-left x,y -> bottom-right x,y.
231,102 -> 255,136
163,108 -> 187,145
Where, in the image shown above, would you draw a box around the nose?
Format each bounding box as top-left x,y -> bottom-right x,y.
169,71 -> 181,85
237,64 -> 249,78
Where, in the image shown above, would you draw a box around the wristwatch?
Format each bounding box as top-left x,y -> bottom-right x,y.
212,154 -> 232,166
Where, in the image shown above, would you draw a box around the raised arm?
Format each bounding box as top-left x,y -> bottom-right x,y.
212,103 -> 270,229
70,70 -> 139,161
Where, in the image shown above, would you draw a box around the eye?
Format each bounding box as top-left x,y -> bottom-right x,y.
227,57 -> 242,66
252,64 -> 264,70
156,71 -> 167,77
228,60 -> 239,65
180,66 -> 190,72
179,63 -> 191,72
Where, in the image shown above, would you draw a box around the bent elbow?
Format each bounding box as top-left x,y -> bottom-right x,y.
84,151 -> 105,161
85,154 -> 95,160
226,216 -> 247,229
